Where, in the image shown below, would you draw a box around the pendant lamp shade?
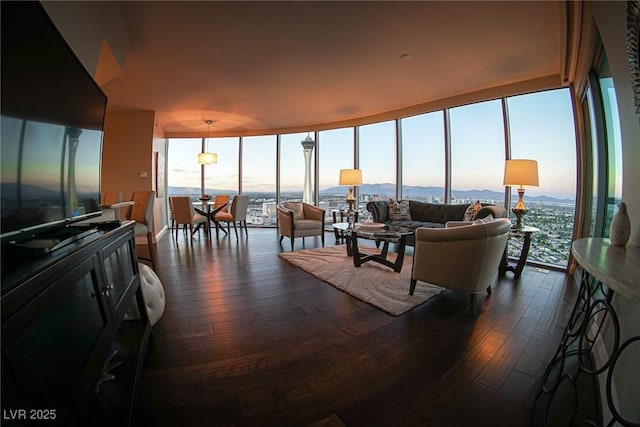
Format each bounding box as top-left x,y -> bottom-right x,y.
198,152 -> 218,164
198,119 -> 218,164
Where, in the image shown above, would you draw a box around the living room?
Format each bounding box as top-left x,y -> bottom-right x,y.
1,1 -> 639,426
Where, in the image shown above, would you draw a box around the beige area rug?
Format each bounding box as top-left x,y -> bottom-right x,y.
279,245 -> 443,316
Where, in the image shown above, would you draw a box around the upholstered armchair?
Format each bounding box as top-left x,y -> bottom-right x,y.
410,218 -> 511,315
277,202 -> 325,251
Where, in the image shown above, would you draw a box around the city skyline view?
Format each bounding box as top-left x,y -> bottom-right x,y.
168,88 -> 579,200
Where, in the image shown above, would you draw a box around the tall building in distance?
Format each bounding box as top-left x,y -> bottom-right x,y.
301,135 -> 315,204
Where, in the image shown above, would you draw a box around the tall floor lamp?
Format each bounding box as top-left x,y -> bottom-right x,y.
503,159 -> 539,229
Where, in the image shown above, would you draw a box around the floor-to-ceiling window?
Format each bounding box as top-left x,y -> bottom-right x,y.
583,88 -> 600,237
400,112 -> 445,203
580,54 -> 623,241
167,138 -> 203,198
507,88 -> 577,265
279,132 -> 312,203
318,127 -> 354,221
242,135 -> 277,226
209,137 -> 239,198
358,120 -> 396,206
598,61 -> 623,235
166,87 -> 579,267
449,100 -> 505,205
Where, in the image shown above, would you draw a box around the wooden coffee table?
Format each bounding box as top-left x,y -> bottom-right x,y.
332,223 -> 413,272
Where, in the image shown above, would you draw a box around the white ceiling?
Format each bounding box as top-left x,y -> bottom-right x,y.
99,1 -> 564,136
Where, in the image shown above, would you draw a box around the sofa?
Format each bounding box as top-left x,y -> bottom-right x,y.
366,200 -> 507,246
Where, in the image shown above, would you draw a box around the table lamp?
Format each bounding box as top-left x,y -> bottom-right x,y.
503,159 -> 539,229
339,169 -> 362,213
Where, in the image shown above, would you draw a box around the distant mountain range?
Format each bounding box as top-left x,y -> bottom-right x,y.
334,183 -> 575,205
168,184 -> 575,204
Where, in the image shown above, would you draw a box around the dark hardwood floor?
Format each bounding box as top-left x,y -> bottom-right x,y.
134,227 -> 577,427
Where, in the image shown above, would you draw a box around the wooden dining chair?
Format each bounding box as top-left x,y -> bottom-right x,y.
215,195 -> 249,239
101,191 -> 123,219
170,196 -> 208,241
129,190 -> 156,269
213,194 -> 230,210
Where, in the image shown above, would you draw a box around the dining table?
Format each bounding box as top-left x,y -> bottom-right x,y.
194,200 -> 228,239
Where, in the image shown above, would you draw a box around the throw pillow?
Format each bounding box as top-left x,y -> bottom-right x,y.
472,214 -> 494,225
463,200 -> 482,221
389,199 -> 411,221
472,200 -> 482,219
463,204 -> 475,221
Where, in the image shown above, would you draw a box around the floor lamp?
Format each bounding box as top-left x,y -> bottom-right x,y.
503,159 -> 539,229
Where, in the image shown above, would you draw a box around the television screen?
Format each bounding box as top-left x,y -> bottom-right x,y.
1,1 -> 107,241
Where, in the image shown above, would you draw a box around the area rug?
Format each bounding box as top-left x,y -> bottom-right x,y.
279,245 -> 443,316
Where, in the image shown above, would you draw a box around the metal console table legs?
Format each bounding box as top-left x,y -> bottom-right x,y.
534,238 -> 639,426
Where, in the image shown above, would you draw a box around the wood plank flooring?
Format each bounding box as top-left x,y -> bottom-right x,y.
133,228 -> 577,427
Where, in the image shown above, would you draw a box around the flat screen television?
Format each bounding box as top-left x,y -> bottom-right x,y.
1,1 -> 107,246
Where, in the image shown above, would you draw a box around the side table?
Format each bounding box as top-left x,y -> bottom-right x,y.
332,210 -> 358,244
499,225 -> 539,280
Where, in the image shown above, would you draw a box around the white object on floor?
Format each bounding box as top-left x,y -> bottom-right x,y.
125,263 -> 166,326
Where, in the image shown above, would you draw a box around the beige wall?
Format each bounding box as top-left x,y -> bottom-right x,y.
102,110 -> 168,243
102,111 -> 155,200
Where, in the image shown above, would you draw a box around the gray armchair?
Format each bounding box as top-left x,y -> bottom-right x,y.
410,218 -> 511,315
277,201 -> 325,251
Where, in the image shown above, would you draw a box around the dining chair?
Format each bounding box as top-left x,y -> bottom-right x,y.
212,194 -> 230,232
129,190 -> 156,269
213,194 -> 230,210
169,196 -> 208,241
215,195 -> 249,239
101,191 -> 123,219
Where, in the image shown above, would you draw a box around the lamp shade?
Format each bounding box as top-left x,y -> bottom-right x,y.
339,169 -> 363,186
197,152 -> 218,165
503,159 -> 539,187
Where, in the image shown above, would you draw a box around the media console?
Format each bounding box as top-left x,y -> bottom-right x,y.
1,221 -> 150,426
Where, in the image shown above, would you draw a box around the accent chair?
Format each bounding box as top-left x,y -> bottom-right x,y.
276,201 -> 325,251
410,217 -> 511,315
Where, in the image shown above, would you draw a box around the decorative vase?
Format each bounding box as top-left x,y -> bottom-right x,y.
609,202 -> 631,246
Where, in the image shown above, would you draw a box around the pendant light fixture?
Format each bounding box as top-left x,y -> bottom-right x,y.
197,119 -> 218,164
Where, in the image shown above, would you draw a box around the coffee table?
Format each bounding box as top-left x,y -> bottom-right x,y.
332,223 -> 413,272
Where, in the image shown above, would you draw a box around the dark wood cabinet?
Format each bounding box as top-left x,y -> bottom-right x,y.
1,221 -> 150,426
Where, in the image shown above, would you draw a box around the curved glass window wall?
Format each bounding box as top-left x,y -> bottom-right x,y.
167,87 -> 578,267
